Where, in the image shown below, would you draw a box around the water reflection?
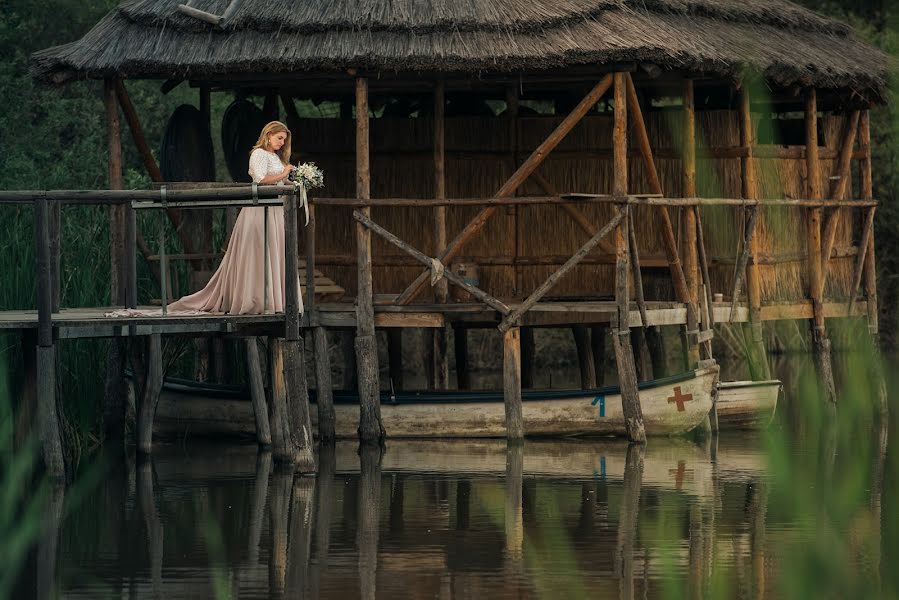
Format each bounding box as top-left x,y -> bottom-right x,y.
32,430 -> 883,599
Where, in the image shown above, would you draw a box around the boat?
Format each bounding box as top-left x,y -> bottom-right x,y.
146,366 -> 719,439
716,379 -> 780,429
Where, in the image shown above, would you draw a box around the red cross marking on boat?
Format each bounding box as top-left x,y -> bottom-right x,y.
668,460 -> 693,490
667,386 -> 693,412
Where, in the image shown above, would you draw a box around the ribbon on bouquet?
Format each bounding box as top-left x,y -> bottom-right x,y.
298,184 -> 310,226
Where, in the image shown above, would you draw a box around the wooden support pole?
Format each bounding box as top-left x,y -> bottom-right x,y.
432,79 -> 449,389
682,80 -> 700,307
612,72 -> 645,443
245,338 -> 273,447
35,195 -> 64,480
860,111 -> 879,335
397,74 -> 614,305
269,339 -> 291,460
354,77 -> 385,444
572,326 -> 597,389
453,326 -> 470,390
136,334 -> 163,455
48,202 -> 60,313
284,189 -> 316,471
739,84 -> 770,380
805,89 -> 836,403
503,327 -> 524,440
103,78 -> 127,443
627,211 -> 653,381
313,327 -> 336,441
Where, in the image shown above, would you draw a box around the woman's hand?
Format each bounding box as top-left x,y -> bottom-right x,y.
280,165 -> 295,179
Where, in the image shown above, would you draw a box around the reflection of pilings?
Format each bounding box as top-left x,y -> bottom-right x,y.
247,450 -> 273,565
616,444 -> 645,600
358,445 -> 383,600
310,444 -> 336,599
36,483 -> 65,600
748,481 -> 768,600
456,479 -> 471,531
688,503 -> 704,600
504,442 -> 524,562
137,459 -> 164,600
578,482 -> 597,535
871,420 -> 888,592
389,474 -> 405,535
286,472 -> 317,598
268,465 -> 294,599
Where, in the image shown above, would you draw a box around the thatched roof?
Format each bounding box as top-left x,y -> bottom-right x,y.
32,0 -> 890,99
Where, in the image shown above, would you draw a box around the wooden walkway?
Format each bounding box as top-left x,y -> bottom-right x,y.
0,300 -> 866,339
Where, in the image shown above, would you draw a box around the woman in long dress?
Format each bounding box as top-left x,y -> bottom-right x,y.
165,121 -> 303,315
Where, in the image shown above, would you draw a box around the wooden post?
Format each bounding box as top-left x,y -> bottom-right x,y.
859,110 -> 887,416
453,326 -> 470,389
627,211 -> 654,381
572,326 -> 597,389
354,76 -> 385,444
396,74 -> 614,305
432,79 -> 450,389
682,79 -> 702,371
136,334 -> 163,455
125,200 -> 137,309
612,73 -> 646,444
313,327 -> 336,441
740,85 -> 771,381
269,339 -> 290,460
805,89 -> 836,403
503,328 -> 524,440
48,202 -> 60,313
103,78 -> 127,442
284,189 -> 316,472
35,195 -> 64,480
244,337 -> 273,447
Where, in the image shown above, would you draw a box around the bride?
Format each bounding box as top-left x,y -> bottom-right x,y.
164,120 -> 303,315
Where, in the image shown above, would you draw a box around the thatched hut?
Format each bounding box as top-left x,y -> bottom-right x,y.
31,0 -> 891,444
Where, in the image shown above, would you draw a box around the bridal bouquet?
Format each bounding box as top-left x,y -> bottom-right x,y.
289,162 -> 324,191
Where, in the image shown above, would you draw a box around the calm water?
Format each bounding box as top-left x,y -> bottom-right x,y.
15,354 -> 898,599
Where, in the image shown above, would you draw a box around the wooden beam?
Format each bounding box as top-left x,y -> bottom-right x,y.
498,212 -> 622,332
395,74 -> 614,305
847,207 -> 875,314
806,90 -> 825,331
530,172 -> 616,255
612,72 -> 645,444
682,79 -> 700,306
177,4 -> 221,25
860,111 -> 879,334
354,77 -> 385,444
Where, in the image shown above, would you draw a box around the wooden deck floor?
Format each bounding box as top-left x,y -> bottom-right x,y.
0,300 -> 866,339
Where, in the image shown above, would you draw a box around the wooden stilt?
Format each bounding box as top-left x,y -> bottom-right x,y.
432,79 -> 450,390
341,330 -> 357,390
572,326 -> 597,389
103,79 -> 127,442
269,339 -> 291,460
312,327 -> 336,442
739,84 -> 771,381
354,77 -> 384,444
387,329 -> 404,391
627,210 -> 654,381
453,326 -> 470,389
244,337 -> 272,447
283,188 -> 316,472
136,334 -> 163,455
503,327 -> 524,440
613,72 -> 646,444
859,110 -> 887,416
520,327 -> 535,389
34,194 -> 64,479
682,79 -> 703,374
805,89 -> 836,403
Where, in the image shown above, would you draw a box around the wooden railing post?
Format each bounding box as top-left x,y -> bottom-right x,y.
805,88 -> 836,403
354,76 -> 385,444
611,72 -> 646,444
35,195 -> 65,480
284,187 -> 316,471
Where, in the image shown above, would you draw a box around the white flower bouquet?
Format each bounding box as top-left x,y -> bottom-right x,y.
289,162 -> 324,190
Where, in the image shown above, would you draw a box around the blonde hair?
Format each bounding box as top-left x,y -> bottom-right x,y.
251,121 -> 292,165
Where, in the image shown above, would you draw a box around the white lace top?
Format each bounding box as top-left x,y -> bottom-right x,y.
248,148 -> 286,183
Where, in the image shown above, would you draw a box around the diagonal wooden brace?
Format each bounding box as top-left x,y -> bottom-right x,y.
353,210 -> 511,315
728,205 -> 760,322
395,74 -> 615,306
847,206 -> 876,314
498,210 -> 624,332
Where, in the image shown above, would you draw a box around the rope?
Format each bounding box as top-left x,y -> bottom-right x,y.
428,257 -> 445,286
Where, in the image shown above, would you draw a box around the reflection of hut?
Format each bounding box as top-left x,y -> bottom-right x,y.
32,0 -> 889,443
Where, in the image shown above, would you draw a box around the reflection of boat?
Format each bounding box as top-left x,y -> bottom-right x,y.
717,380 -> 780,429
150,366 -> 718,439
